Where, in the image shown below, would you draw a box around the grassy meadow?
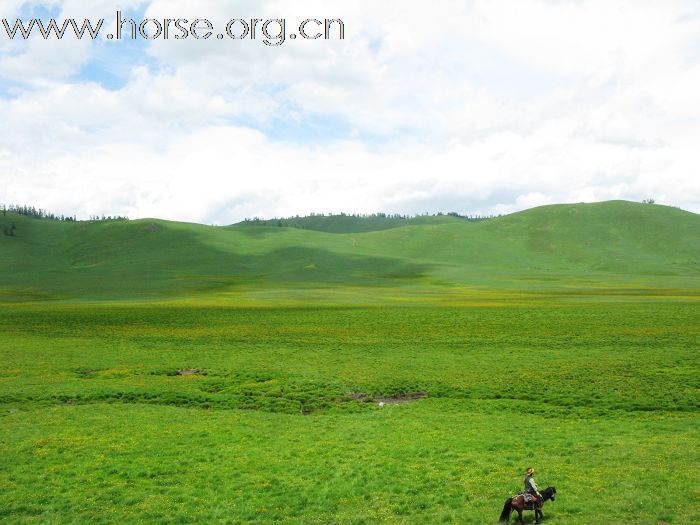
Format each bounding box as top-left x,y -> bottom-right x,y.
0,201 -> 698,524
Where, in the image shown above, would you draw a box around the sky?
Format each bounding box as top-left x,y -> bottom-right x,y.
1,0 -> 699,224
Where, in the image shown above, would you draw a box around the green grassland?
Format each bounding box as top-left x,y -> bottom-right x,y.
0,201 -> 698,524
1,200 -> 698,302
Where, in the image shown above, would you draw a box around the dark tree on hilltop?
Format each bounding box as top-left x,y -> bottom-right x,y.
1,204 -> 126,222
243,211 -> 497,227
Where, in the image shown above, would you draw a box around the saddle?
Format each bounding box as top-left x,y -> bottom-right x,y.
516,492 -> 541,506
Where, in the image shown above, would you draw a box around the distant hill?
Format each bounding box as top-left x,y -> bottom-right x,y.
0,201 -> 698,301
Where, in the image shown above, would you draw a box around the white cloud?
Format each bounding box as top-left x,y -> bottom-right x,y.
0,1 -> 149,84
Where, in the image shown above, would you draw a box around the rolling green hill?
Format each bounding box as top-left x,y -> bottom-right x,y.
0,200 -> 698,302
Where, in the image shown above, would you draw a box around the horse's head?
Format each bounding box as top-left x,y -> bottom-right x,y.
544,486 -> 556,501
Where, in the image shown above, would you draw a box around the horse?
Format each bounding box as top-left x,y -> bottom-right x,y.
499,486 -> 556,524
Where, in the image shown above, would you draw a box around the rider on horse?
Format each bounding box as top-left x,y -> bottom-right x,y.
500,472 -> 556,524
523,467 -> 541,504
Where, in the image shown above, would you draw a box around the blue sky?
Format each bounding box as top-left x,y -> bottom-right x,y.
1,0 -> 699,223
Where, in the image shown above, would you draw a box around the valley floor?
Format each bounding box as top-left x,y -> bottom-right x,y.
1,297 -> 698,524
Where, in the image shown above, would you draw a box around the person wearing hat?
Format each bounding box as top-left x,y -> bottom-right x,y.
524,467 -> 541,503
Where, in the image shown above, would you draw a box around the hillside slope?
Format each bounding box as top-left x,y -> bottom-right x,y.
0,201 -> 698,301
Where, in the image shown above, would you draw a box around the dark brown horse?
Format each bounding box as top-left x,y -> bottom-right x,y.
499,486 -> 556,524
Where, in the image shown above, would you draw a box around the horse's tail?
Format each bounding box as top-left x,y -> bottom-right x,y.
499,497 -> 513,523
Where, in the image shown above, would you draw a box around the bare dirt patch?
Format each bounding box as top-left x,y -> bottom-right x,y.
177,368 -> 206,376
144,223 -> 160,232
349,392 -> 368,401
375,392 -> 427,405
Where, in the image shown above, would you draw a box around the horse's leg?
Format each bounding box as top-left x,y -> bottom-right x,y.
517,509 -> 524,525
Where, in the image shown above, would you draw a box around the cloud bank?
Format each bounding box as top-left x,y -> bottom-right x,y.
1,0 -> 699,223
